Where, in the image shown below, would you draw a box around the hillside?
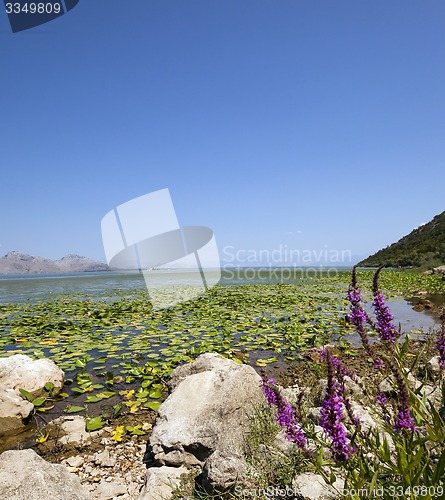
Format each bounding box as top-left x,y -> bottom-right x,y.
0,252 -> 109,275
358,210 -> 445,269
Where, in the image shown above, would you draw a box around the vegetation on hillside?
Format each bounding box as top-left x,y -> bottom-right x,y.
358,211 -> 445,269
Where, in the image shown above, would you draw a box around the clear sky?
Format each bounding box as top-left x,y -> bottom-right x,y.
1,1 -> 444,266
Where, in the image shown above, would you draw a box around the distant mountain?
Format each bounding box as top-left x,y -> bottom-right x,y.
0,252 -> 109,275
358,211 -> 445,269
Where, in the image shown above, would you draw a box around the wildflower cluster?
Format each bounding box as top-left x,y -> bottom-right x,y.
347,267 -> 384,369
260,372 -> 307,449
319,351 -> 355,461
372,267 -> 399,343
348,267 -> 416,433
258,266 -> 445,494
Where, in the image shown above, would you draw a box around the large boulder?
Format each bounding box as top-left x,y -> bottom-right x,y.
0,387 -> 34,435
149,353 -> 263,489
0,354 -> 64,440
0,354 -> 64,397
0,449 -> 91,500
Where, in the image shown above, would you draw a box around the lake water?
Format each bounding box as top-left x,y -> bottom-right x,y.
0,269 -> 441,334
0,268 -> 442,452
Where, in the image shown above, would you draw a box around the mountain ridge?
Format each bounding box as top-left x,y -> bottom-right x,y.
0,251 -> 109,275
358,211 -> 445,269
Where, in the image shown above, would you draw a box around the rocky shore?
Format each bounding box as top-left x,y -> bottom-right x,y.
0,346 -> 443,499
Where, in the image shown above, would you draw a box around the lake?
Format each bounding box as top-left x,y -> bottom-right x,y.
0,267 -> 443,452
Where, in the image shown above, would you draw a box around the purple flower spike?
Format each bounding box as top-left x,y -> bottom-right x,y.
320,353 -> 354,462
261,375 -> 278,405
372,267 -> 399,343
394,407 -> 417,432
388,362 -> 417,433
372,291 -> 399,343
260,371 -> 307,448
347,266 -> 384,368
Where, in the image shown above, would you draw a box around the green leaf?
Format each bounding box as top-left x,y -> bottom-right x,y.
85,395 -> 103,403
44,382 -> 55,392
64,405 -> 85,413
144,401 -> 161,411
19,388 -> 34,402
31,396 -> 47,407
86,416 -> 106,431
148,388 -> 162,399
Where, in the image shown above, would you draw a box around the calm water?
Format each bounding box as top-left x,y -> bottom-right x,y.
0,268 -> 441,334
0,268 -> 347,303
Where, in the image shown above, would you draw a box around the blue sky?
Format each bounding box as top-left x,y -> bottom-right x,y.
1,1 -> 444,265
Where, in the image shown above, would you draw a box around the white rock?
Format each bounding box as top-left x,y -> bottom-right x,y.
426,356 -> 442,377
150,353 -> 263,469
378,371 -> 420,394
138,466 -> 187,500
92,479 -> 127,499
0,449 -> 91,500
201,450 -> 247,491
273,428 -> 296,455
67,455 -> 85,468
0,386 -> 34,435
293,472 -> 344,499
350,401 -> 378,432
49,416 -> 104,446
94,449 -> 116,468
0,354 -> 64,397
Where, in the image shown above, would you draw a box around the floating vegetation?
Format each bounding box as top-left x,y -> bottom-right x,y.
0,270 -> 443,418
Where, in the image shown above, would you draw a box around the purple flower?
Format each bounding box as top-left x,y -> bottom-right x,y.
389,361 -> 417,433
375,392 -> 388,407
372,267 -> 399,343
260,371 -> 307,448
320,353 -> 355,461
261,375 -> 278,405
394,406 -> 417,432
347,267 -> 384,368
372,292 -> 399,343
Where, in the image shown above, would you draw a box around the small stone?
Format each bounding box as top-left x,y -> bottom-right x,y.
67,455 -> 84,468
93,479 -> 127,499
293,472 -> 344,499
273,428 -> 296,455
379,371 -> 420,395
139,467 -> 187,500
49,416 -> 105,447
426,356 -> 441,377
94,449 -> 116,468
